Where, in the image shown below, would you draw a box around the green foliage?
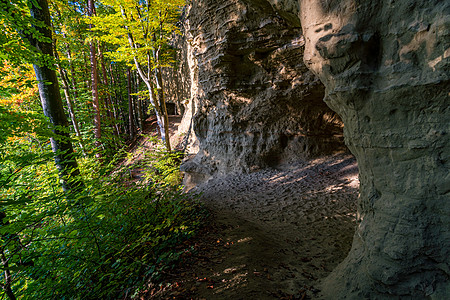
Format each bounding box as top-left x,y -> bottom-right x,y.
0,0 -> 58,69
0,108 -> 204,299
89,0 -> 185,68
1,146 -> 206,299
1,0 -> 198,298
149,150 -> 184,186
138,135 -> 184,186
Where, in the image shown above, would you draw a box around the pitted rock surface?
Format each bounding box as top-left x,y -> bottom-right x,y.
300,0 -> 450,298
164,0 -> 449,298
177,0 -> 345,184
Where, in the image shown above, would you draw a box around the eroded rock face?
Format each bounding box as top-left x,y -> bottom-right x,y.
162,30 -> 190,117
299,0 -> 450,298
179,0 -> 345,183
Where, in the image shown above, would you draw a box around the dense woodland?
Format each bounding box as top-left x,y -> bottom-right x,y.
0,0 -> 206,299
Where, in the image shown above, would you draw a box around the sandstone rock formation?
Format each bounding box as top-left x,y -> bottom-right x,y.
178,0 -> 345,185
169,0 -> 449,297
299,0 -> 450,298
162,27 -> 191,117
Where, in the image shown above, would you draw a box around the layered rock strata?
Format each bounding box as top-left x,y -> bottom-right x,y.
162,21 -> 191,117
299,0 -> 450,298
169,0 -> 449,297
179,0 -> 345,183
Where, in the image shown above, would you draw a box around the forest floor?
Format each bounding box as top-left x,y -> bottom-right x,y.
128,117 -> 359,300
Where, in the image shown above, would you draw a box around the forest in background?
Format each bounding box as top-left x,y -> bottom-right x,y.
0,0 -> 207,299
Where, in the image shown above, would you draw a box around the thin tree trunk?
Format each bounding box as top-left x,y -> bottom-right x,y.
146,70 -> 167,147
64,44 -> 82,132
154,17 -> 171,151
155,67 -> 171,152
98,45 -> 120,141
89,44 -> 102,155
153,48 -> 171,152
82,52 -> 91,91
135,72 -> 144,130
55,58 -> 87,156
61,75 -> 86,155
26,0 -> 83,192
127,68 -> 135,139
1,251 -> 16,300
51,36 -> 87,156
68,54 -> 78,100
108,64 -> 122,136
61,40 -> 80,129
51,3 -> 79,102
115,65 -> 128,136
131,71 -> 140,132
88,0 -> 102,158
0,211 -> 16,300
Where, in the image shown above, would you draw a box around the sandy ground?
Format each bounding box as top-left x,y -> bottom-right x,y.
178,154 -> 359,299
127,117 -> 359,299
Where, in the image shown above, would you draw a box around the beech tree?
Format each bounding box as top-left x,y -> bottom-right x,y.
1,0 -> 83,192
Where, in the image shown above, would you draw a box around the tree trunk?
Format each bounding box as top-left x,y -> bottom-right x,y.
1,251 -> 16,300
98,44 -> 120,141
153,21 -> 171,151
58,63 -> 87,156
154,63 -> 171,152
131,71 -> 139,131
145,78 -> 166,147
52,39 -> 87,156
108,63 -> 123,136
88,0 -> 102,158
52,3 -> 79,104
116,66 -> 128,136
127,68 -> 135,139
68,51 -> 78,101
28,0 -> 83,192
135,73 -> 144,131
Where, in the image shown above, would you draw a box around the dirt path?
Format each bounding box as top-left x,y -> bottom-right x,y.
164,154 -> 358,299
118,115 -> 184,182
129,118 -> 359,299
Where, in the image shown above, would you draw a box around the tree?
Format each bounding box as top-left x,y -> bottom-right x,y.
51,2 -> 87,155
1,212 -> 17,300
53,40 -> 87,156
87,0 -> 103,158
0,0 -> 84,192
127,67 -> 136,138
90,0 -> 185,151
29,0 -> 84,192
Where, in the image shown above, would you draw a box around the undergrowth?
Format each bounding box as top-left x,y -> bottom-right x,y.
0,137 -> 207,299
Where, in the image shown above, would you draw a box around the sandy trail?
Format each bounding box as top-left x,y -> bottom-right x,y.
181,154 -> 359,299
128,118 -> 359,299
